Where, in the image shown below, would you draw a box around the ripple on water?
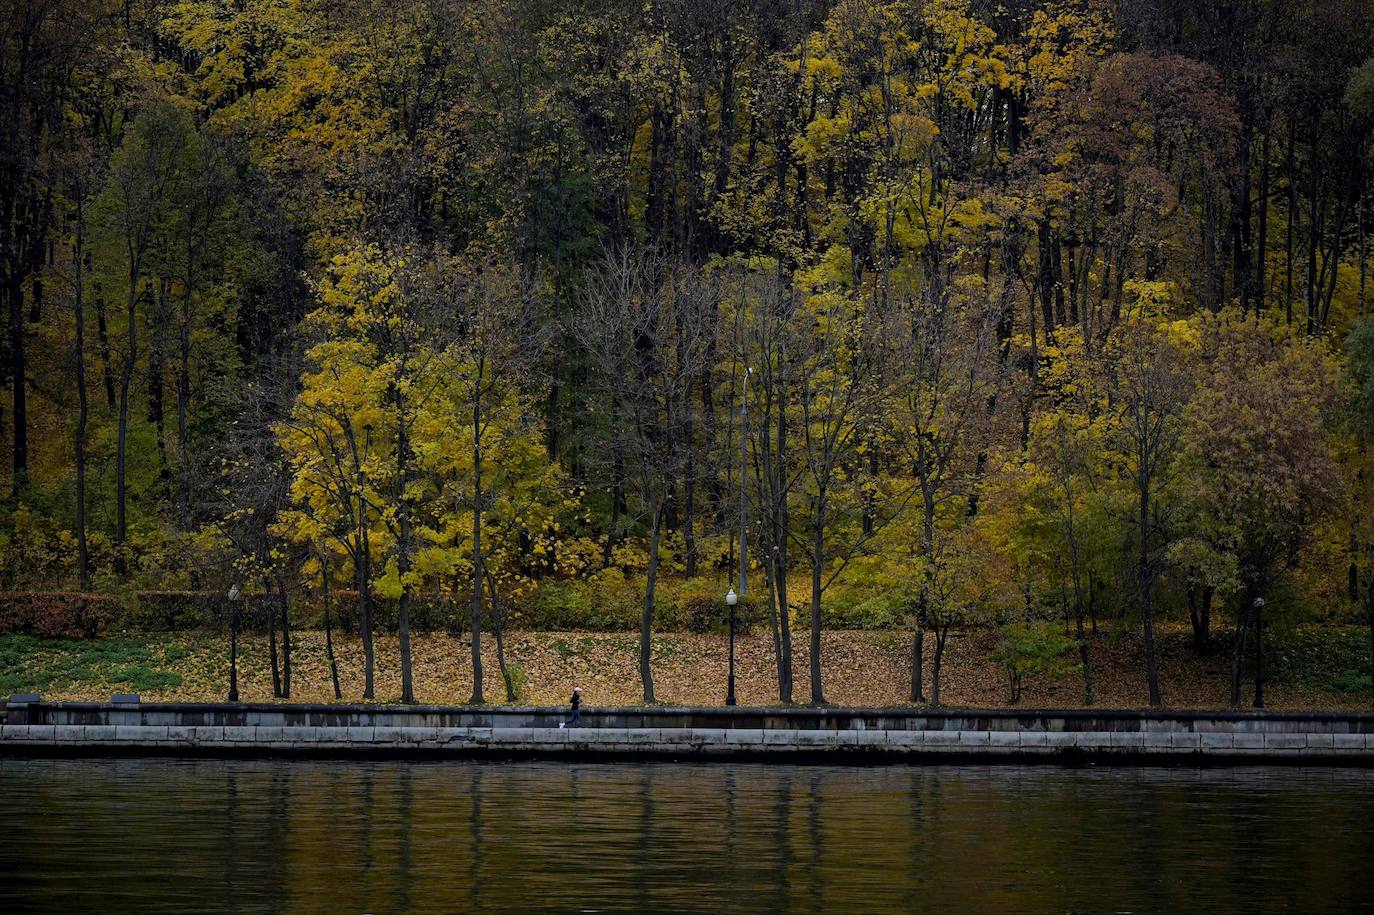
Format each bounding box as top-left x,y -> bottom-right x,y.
2,758 -> 1373,913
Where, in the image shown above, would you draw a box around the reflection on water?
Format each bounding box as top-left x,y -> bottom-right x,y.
2,757 -> 1373,912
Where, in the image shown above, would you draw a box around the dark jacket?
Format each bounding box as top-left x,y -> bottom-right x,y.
570,692 -> 581,710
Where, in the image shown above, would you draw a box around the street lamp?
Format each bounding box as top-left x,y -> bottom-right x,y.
725,588 -> 738,706
227,583 -> 242,703
1253,596 -> 1266,709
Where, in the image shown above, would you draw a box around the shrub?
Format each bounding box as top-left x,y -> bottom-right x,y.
526,578 -> 643,630
992,622 -> 1081,703
1331,670 -> 1373,694
821,590 -> 911,630
671,582 -> 765,634
500,662 -> 529,701
329,591 -> 459,633
0,592 -> 118,639
131,591 -> 217,632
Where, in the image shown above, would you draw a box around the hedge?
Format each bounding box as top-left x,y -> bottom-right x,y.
132,591 -> 218,632
0,592 -> 118,639
328,591 -> 459,634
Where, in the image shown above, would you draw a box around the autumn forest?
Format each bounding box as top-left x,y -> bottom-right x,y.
4,0 -> 1374,709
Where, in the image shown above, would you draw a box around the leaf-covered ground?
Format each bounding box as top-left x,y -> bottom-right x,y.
3,624 -> 1370,710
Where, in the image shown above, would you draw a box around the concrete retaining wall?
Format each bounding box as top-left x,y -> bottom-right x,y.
3,699 -> 1372,762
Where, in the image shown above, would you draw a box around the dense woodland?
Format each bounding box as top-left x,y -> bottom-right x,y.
4,0 -> 1374,707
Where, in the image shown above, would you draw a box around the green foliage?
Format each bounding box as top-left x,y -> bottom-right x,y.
529,578 -> 645,631
108,667 -> 184,691
130,592 -> 218,632
502,662 -> 529,702
1346,318 -> 1374,444
328,592 -> 456,634
820,591 -> 912,630
991,622 -> 1082,703
667,580 -> 765,634
0,635 -> 182,696
1270,627 -> 1373,695
6,0 -> 1374,707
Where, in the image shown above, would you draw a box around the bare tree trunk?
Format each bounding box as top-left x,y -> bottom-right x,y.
1285,113 -> 1296,325
682,371 -> 697,577
73,198 -> 90,588
1359,197 -> 1367,318
275,574 -> 292,698
397,412 -> 415,704
1074,600 -> 1093,706
266,589 -> 282,699
911,613 -> 925,703
1255,118 -> 1271,314
1231,595 -> 1252,708
775,351 -> 793,704
177,276 -> 192,527
931,625 -> 948,707
6,271 -> 26,497
1140,479 -> 1161,707
470,391 -> 485,705
148,278 -> 169,493
1188,586 -> 1213,651
1306,120 -> 1322,335
488,568 -> 515,703
358,519 -> 375,700
604,451 -> 625,567
321,557 -> 341,700
809,507 -> 825,705
95,283 -> 115,407
116,275 -> 139,573
1365,582 -> 1373,690
641,506 -> 662,703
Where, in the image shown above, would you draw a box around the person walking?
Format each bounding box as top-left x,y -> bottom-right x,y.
561,686 -> 582,728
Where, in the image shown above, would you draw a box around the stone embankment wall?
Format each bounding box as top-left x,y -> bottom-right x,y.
2,699 -> 1372,762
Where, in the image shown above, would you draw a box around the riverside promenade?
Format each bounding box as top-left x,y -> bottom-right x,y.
3,696 -> 1373,763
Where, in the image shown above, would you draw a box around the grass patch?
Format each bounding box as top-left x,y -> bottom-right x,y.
108,666 -> 184,691
1270,627 -> 1373,695
0,633 -> 182,696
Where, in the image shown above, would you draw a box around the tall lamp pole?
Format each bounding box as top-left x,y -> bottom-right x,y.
1253,595 -> 1266,708
726,588 -> 738,706
227,583 -> 242,703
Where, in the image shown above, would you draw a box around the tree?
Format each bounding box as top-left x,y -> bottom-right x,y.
414,257 -> 550,704
889,275 -> 1008,702
278,367 -> 385,700
1345,318 -> 1374,681
2,0 -> 109,497
1109,320 -> 1189,707
574,247 -> 711,703
94,102 -> 193,572
208,353 -> 301,698
1180,314 -> 1344,707
286,243 -> 447,703
734,267 -> 800,703
789,283 -> 903,705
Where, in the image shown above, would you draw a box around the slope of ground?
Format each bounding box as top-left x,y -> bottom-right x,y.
2,624 -> 1371,711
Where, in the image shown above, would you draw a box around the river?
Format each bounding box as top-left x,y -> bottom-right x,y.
2,758 -> 1371,912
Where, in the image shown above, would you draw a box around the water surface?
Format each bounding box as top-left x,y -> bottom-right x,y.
2,758 -> 1371,912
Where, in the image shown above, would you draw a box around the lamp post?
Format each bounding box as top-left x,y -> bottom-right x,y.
725,588 -> 738,706
1253,595 -> 1266,708
227,583 -> 242,703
